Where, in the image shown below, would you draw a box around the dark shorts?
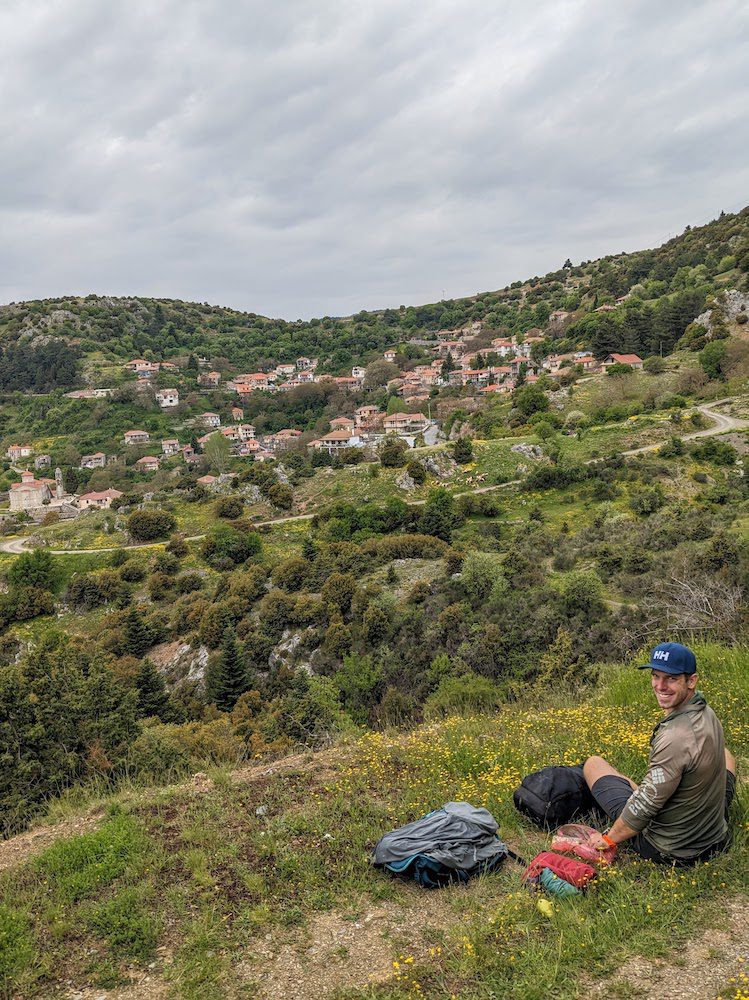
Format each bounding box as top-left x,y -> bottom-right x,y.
591,770 -> 735,866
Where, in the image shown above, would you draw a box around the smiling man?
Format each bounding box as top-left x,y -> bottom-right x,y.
583,642 -> 736,865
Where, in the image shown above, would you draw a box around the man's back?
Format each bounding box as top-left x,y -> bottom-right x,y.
620,694 -> 727,859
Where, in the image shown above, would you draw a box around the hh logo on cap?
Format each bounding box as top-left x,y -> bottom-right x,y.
653,649 -> 670,661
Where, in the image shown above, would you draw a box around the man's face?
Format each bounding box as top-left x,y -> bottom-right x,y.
651,669 -> 697,712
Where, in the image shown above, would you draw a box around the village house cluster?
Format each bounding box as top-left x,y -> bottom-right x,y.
0,324 -> 644,518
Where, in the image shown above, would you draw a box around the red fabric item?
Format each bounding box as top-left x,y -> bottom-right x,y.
523,851 -> 597,889
551,823 -> 617,864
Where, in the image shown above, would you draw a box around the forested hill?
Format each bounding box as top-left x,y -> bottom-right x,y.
1,205 -> 748,389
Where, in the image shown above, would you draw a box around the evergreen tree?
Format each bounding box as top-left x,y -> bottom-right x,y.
419,488 -> 461,542
452,437 -> 473,464
135,658 -> 171,720
441,351 -> 456,378
214,628 -> 248,712
301,536 -> 317,562
123,606 -> 152,658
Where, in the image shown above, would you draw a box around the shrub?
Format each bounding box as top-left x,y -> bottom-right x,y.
419,488 -> 462,542
406,459 -> 427,485
257,589 -> 296,637
266,482 -> 293,510
7,549 -> 59,592
202,524 -> 262,565
119,562 -> 146,583
273,557 -> 311,592
0,585 -> 54,626
227,566 -> 268,603
215,496 -> 244,519
125,721 -> 190,778
379,438 -> 408,467
452,437 -> 474,463
67,571 -> 128,610
147,572 -> 173,602
363,533 -> 449,563
127,509 -> 176,541
558,570 -> 604,616
629,484 -> 665,516
321,572 -> 358,614
176,572 -> 204,594
691,438 -> 737,466
424,673 -> 504,720
460,551 -> 504,604
524,462 -> 588,490
166,534 -> 189,557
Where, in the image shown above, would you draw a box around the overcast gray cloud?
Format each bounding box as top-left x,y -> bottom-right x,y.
1,0 -> 748,318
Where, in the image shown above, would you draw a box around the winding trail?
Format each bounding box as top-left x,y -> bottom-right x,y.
1,399 -> 746,557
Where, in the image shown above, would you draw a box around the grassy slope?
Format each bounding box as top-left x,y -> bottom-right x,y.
0,643 -> 746,999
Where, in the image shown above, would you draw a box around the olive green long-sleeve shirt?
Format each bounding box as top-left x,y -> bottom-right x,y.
620,693 -> 728,859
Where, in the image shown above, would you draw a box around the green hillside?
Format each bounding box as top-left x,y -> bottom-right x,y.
0,643 -> 746,999
0,206 -> 747,386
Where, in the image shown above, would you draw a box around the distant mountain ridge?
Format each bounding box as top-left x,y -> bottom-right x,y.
0,205 -> 747,387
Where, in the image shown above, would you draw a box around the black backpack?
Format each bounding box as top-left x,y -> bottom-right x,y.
513,765 -> 594,829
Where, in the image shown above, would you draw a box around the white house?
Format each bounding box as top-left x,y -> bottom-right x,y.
383,412 -> 430,434
7,444 -> 32,462
156,389 -> 179,408
124,430 -> 150,445
78,489 -> 123,510
309,430 -> 363,452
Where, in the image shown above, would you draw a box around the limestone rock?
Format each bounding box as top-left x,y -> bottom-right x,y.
395,471 -> 416,490
511,443 -> 543,459
148,640 -> 210,689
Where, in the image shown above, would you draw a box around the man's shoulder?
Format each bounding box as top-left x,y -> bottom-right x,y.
652,710 -> 700,749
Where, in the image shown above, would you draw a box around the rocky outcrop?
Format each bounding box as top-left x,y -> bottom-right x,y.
269,629 -> 314,675
423,454 -> 459,479
395,471 -> 417,490
510,443 -> 543,459
148,640 -> 210,689
694,289 -> 749,334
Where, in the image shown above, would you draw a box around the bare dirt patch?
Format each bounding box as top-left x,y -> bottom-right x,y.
64,971 -> 171,1000
236,881 -> 489,1000
0,810 -> 105,873
589,897 -> 749,1000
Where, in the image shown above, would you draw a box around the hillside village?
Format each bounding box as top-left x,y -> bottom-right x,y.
1,326 -> 645,521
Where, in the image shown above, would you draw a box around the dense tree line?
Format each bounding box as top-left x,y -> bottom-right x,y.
0,339 -> 79,392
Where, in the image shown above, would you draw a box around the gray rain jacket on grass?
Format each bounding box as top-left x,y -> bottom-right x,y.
372,801 -> 508,871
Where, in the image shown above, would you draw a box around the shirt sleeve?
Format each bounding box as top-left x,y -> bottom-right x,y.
619,728 -> 692,833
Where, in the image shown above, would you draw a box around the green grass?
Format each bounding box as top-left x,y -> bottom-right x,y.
24,509 -> 128,550
1,643 -> 746,998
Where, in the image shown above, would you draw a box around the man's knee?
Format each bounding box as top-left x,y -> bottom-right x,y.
726,748 -> 736,776
583,755 -> 611,788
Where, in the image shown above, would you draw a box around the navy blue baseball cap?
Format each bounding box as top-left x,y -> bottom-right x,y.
638,642 -> 697,675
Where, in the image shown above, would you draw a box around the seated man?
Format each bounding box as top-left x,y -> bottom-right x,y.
584,642 -> 736,865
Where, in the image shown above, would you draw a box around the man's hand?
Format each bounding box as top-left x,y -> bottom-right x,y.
590,831 -> 611,851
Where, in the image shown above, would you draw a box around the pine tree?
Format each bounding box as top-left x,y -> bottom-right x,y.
135,658 -> 171,720
214,628 -> 247,712
123,606 -> 152,658
301,536 -> 317,562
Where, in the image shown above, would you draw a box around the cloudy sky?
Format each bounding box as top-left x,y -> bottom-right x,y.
1,0 -> 747,319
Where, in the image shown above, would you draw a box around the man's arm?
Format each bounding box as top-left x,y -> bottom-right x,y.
594,730 -> 690,849
590,814 -> 639,849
